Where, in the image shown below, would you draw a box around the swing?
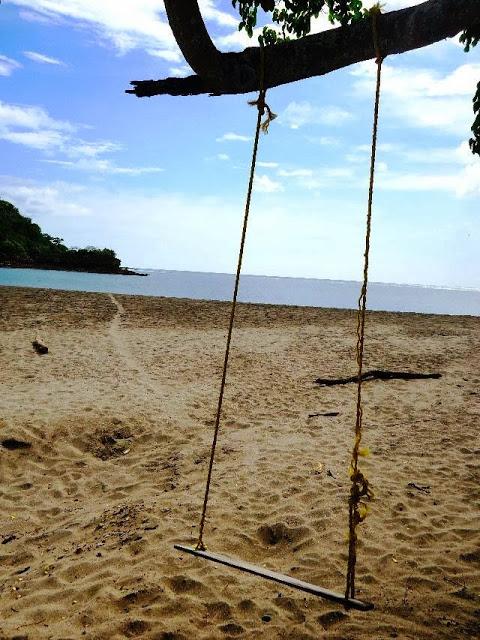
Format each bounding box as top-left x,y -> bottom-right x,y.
175,8 -> 384,612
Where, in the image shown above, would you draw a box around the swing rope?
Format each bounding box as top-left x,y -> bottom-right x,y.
196,45 -> 275,551
345,6 -> 384,602
193,7 -> 384,608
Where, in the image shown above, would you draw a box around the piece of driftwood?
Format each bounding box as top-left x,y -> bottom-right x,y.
174,544 -> 373,611
32,338 -> 48,354
315,370 -> 441,387
407,483 -> 431,494
308,412 -> 340,418
1,438 -> 32,450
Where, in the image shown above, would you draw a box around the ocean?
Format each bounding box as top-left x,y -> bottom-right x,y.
1,267 -> 479,316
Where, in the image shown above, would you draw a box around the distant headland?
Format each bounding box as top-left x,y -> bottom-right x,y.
0,200 -> 147,276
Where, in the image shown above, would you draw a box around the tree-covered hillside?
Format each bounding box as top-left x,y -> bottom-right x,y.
0,200 -> 138,275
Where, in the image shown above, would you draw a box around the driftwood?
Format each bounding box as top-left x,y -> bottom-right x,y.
1,438 -> 32,450
308,412 -> 340,418
32,338 -> 48,355
314,370 -> 441,387
407,482 -> 431,494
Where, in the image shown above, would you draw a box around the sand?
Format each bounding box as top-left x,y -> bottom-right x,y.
0,285 -> 479,640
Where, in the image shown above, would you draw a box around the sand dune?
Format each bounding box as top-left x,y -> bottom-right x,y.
0,286 -> 479,639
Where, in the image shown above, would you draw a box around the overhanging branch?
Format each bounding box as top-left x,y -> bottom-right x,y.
163,0 -> 223,81
127,0 -> 480,98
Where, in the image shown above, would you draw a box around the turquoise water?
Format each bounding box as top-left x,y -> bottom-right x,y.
1,267 -> 479,316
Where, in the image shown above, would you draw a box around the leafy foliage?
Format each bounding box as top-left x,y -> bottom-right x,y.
233,1 -> 479,155
460,23 -> 480,52
470,80 -> 480,156
460,24 -> 480,155
0,200 -> 122,274
233,0 -> 365,46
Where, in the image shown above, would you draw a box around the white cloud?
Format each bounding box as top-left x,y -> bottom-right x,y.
345,139 -> 480,197
45,158 -> 163,175
309,11 -> 335,35
0,54 -> 22,76
0,101 -> 72,155
307,135 -> 341,146
67,140 -> 123,157
216,132 -> 252,142
397,142 -> 477,166
23,51 -> 66,65
1,130 -> 66,150
352,61 -> 480,136
100,164 -> 163,175
12,0 -> 175,56
12,0 -> 236,60
278,168 -> 313,178
280,101 -> 353,129
345,153 -> 364,164
254,174 -> 284,193
0,99 -> 162,175
377,140 -> 480,198
456,162 -> 480,197
274,163 -> 358,191
18,9 -> 56,24
257,161 -> 279,168
215,25 -> 264,51
378,169 -> 480,197
199,0 -> 237,28
377,161 -> 389,173
147,48 -> 181,63
0,101 -> 74,132
169,64 -> 192,78
346,143 -> 401,165
324,167 -> 354,178
350,140 -> 477,167
297,169 -> 355,190
0,177 -> 91,217
217,153 -> 229,161
354,143 -> 400,154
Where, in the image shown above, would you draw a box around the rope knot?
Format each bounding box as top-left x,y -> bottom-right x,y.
248,91 -> 277,133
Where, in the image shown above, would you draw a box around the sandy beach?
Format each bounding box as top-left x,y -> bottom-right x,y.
0,286 -> 479,639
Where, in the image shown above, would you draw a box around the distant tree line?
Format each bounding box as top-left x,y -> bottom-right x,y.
0,199 -> 132,275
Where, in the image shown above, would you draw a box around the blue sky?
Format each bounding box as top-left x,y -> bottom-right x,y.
0,0 -> 479,287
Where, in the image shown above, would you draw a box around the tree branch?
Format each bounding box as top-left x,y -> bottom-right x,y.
163,0 -> 223,81
127,0 -> 480,98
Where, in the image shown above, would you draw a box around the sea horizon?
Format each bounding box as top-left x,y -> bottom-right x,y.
1,266 -> 479,316
139,267 -> 480,294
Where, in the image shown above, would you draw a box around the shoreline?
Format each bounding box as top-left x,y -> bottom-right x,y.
0,262 -> 148,277
0,283 -> 478,319
1,268 -> 479,317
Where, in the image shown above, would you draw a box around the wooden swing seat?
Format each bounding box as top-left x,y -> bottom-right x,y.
174,544 -> 374,611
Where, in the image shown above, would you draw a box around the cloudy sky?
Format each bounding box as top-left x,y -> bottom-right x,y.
1,1 -> 479,287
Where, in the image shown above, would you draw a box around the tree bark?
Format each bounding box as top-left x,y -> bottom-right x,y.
163,0 -> 224,81
127,0 -> 480,98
